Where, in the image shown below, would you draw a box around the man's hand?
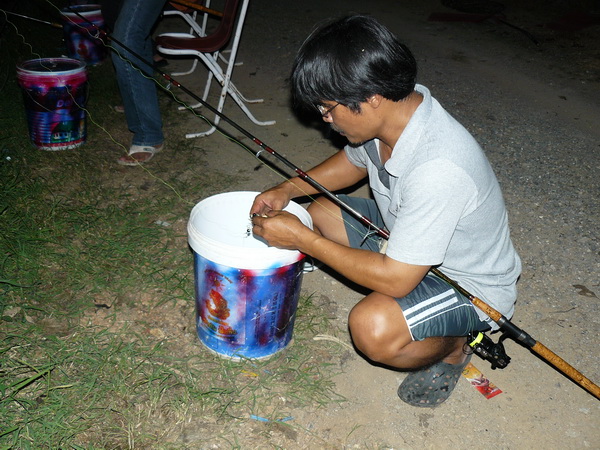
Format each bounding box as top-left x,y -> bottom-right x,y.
250,186 -> 293,217
251,210 -> 314,250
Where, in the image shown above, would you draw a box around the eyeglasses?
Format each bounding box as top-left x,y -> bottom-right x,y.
316,102 -> 340,117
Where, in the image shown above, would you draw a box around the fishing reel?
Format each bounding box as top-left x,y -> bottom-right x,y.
467,331 -> 511,370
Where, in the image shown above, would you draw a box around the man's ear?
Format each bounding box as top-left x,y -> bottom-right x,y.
366,94 -> 383,109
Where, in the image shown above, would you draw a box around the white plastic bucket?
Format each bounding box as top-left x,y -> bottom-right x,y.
188,191 -> 312,359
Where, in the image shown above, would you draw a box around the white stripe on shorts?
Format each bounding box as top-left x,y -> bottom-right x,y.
409,303 -> 475,330
403,288 -> 459,329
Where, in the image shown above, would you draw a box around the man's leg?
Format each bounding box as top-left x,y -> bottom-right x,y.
322,195 -> 488,406
348,291 -> 467,369
307,197 -> 351,245
348,274 -> 488,407
111,0 -> 165,148
311,195 -> 472,369
308,195 -> 384,251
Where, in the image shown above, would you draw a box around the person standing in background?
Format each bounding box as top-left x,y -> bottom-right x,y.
108,0 -> 166,165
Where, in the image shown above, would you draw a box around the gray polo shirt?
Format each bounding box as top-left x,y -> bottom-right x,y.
345,84 -> 521,324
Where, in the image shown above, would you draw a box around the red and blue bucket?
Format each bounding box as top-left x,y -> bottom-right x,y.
188,191 -> 312,360
61,4 -> 107,66
16,58 -> 88,151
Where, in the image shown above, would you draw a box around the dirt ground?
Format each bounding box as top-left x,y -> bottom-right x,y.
126,0 -> 599,447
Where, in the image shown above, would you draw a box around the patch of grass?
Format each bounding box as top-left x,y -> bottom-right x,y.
1,296 -> 345,448
0,7 -> 347,448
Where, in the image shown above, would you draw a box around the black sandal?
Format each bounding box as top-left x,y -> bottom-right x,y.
397,353 -> 472,407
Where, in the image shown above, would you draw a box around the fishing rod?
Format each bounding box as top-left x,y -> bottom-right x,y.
3,10 -> 62,28
432,269 -> 600,399
65,5 -> 600,400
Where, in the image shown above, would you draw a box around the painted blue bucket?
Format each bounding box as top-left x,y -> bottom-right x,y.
61,4 -> 107,66
16,58 -> 88,150
188,191 -> 312,360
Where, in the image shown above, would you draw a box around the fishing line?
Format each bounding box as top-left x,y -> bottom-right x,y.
0,8 -> 40,63
3,11 -> 63,29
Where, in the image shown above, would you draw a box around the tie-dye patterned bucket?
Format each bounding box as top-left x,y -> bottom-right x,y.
188,191 -> 312,360
16,58 -> 88,150
61,5 -> 107,66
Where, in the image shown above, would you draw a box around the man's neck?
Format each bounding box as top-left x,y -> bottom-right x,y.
377,90 -> 423,151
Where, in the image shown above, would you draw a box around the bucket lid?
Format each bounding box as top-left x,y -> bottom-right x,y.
16,58 -> 86,76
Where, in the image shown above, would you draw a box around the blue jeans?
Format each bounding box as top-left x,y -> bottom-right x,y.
111,0 -> 165,146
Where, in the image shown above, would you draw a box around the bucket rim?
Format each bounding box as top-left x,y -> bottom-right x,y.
187,191 -> 311,270
16,58 -> 87,75
61,4 -> 102,15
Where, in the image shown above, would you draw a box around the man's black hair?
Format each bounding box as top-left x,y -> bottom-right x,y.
291,15 -> 417,113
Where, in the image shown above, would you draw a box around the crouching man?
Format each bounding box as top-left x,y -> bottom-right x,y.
250,15 -> 521,407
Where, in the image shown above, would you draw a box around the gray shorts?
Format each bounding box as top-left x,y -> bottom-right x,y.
339,195 -> 490,341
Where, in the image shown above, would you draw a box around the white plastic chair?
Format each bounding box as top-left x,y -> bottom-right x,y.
156,0 -> 275,138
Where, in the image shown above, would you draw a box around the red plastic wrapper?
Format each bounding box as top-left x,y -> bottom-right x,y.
462,362 -> 503,399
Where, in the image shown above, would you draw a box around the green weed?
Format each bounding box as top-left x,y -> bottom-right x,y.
0,11 -> 346,448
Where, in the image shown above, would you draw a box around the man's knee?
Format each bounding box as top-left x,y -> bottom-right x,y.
348,295 -> 411,363
307,200 -> 348,244
307,200 -> 334,228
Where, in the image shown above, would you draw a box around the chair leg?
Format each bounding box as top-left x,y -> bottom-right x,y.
183,81 -> 275,138
226,81 -> 276,126
207,34 -> 277,125
161,10 -> 208,76
171,58 -> 199,77
185,95 -> 222,138
218,49 -> 243,67
228,82 -> 267,105
182,59 -> 275,138
186,126 -> 217,138
211,0 -> 275,126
